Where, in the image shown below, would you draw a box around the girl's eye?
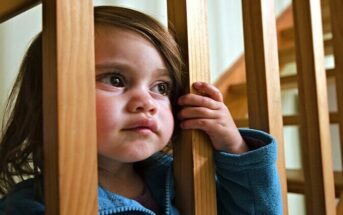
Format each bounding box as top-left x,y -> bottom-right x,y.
151,82 -> 171,96
97,73 -> 125,87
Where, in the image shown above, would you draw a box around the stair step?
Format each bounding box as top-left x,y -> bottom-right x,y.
287,169 -> 343,198
279,1 -> 331,43
279,38 -> 333,65
234,112 -> 339,127
228,68 -> 336,96
280,18 -> 331,43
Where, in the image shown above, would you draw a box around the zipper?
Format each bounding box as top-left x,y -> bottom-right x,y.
164,167 -> 173,215
99,206 -> 155,215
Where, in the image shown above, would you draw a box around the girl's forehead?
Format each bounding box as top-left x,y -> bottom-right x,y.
94,24 -> 155,50
95,23 -> 116,32
94,24 -> 169,76
95,24 -> 138,39
94,24 -> 157,53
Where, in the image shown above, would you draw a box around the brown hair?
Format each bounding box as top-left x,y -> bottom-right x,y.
0,6 -> 184,195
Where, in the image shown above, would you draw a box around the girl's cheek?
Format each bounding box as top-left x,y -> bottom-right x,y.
164,106 -> 175,139
96,93 -> 119,128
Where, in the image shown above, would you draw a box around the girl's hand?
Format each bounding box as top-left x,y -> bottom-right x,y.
178,82 -> 248,154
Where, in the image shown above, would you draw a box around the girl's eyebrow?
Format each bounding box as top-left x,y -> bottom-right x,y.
156,68 -> 170,77
96,62 -> 169,76
95,62 -> 125,70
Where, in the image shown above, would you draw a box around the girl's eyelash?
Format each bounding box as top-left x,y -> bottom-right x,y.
96,72 -> 173,95
152,81 -> 173,96
96,71 -> 127,87
96,71 -> 123,81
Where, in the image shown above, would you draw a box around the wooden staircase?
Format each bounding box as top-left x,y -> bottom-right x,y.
216,0 -> 343,214
1,0 -> 341,214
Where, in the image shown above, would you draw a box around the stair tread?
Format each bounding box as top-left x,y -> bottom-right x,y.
233,112 -> 339,127
228,68 -> 335,95
287,169 -> 343,197
279,37 -> 333,65
279,2 -> 331,43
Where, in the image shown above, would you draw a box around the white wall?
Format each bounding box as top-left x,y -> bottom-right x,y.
0,5 -> 42,120
94,0 -> 167,25
208,0 -> 292,82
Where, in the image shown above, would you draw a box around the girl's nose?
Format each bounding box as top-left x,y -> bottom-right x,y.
127,90 -> 157,116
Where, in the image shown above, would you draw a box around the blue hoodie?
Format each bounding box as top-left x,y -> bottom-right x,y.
0,129 -> 282,214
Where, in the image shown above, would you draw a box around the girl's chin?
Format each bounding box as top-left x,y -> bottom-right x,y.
123,150 -> 159,162
97,140 -> 169,162
102,149 -> 160,163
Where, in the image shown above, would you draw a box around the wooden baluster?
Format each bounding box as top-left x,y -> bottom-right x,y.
292,0 -> 336,214
167,0 -> 217,214
329,0 -> 343,211
42,0 -> 98,214
338,192 -> 343,214
241,0 -> 288,214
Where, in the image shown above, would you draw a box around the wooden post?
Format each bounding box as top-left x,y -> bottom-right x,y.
329,0 -> 343,178
338,192 -> 343,214
42,0 -> 98,214
292,0 -> 336,214
167,0 -> 217,214
329,0 -> 343,210
241,0 -> 288,214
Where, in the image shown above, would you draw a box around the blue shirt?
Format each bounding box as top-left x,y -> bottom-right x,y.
0,129 -> 282,214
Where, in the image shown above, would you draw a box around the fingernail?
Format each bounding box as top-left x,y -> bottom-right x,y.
194,82 -> 202,87
193,82 -> 203,90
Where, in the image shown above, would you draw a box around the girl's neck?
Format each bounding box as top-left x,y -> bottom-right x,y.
98,159 -> 144,199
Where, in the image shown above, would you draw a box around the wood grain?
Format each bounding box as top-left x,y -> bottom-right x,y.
42,0 -> 98,214
241,0 -> 288,213
167,0 -> 217,214
292,0 -> 336,214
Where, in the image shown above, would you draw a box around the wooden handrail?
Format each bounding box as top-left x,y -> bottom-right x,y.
0,0 -> 41,23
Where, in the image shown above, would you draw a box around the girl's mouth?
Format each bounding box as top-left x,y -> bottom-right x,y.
123,118 -> 158,135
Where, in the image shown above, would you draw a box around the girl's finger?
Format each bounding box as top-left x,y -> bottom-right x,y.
178,93 -> 221,110
180,118 -> 217,131
192,82 -> 223,102
178,107 -> 218,120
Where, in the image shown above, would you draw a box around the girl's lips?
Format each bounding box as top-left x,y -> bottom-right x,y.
123,118 -> 158,133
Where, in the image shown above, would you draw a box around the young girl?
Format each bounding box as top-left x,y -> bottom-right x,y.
0,6 -> 281,215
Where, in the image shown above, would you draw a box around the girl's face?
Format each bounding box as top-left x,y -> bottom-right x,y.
95,25 -> 174,164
